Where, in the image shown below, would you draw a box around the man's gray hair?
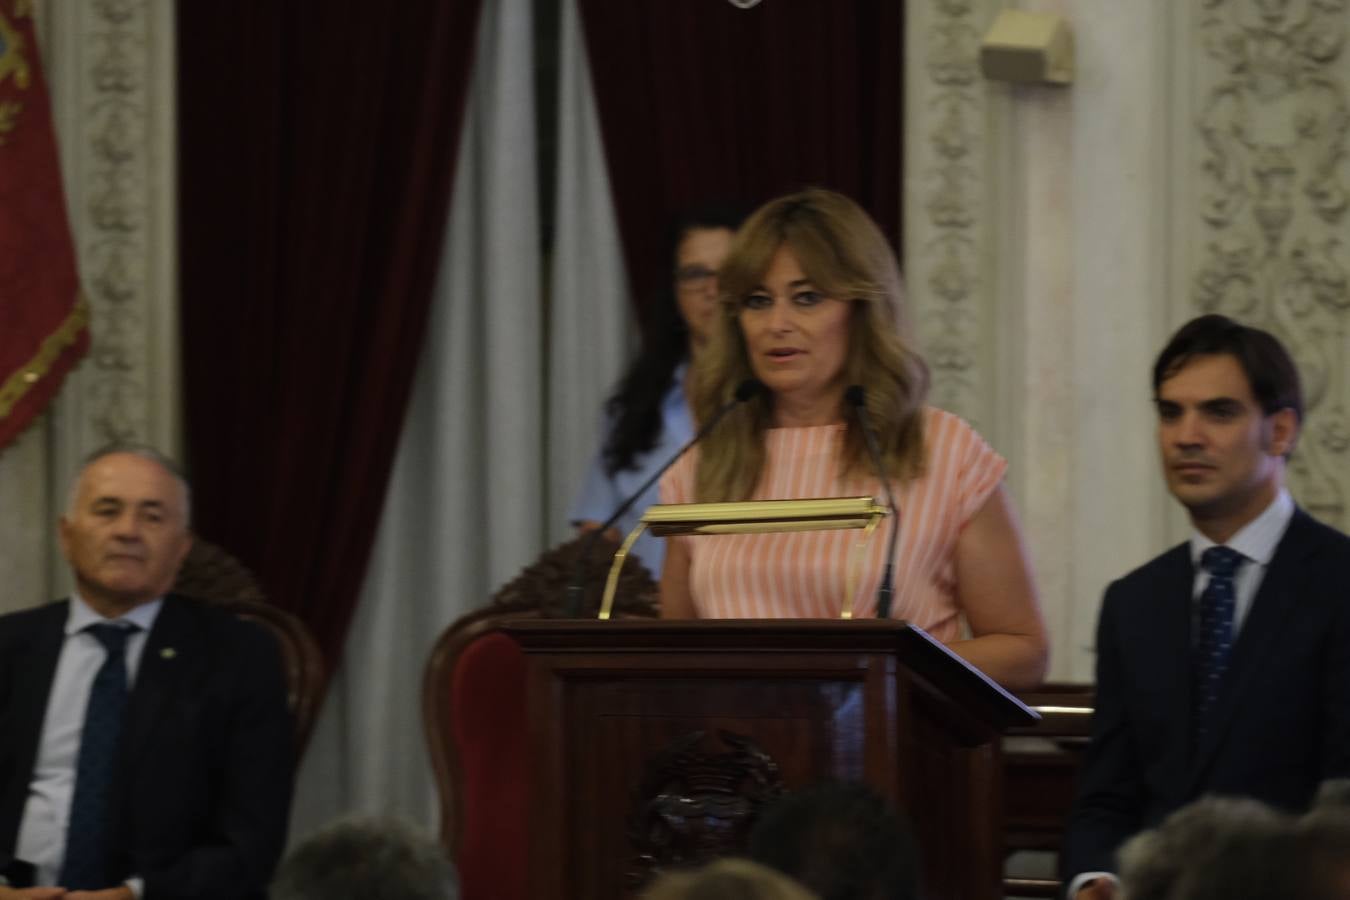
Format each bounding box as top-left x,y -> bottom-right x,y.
1118,791 -> 1350,900
271,816 -> 458,900
1311,777 -> 1350,813
66,443 -> 193,525
1290,807 -> 1350,900
1117,796 -> 1290,900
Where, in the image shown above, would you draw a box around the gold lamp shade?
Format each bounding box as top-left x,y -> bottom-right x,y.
600,497 -> 889,620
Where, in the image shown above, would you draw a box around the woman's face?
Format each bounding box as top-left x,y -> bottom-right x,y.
673,227 -> 734,350
737,243 -> 852,411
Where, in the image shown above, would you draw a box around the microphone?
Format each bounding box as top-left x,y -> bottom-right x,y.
563,378 -> 764,617
845,385 -> 900,619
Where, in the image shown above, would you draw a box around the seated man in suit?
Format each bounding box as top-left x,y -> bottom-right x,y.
1062,315 -> 1350,898
0,446 -> 293,899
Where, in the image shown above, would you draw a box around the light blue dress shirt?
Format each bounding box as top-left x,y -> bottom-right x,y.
16,594 -> 162,896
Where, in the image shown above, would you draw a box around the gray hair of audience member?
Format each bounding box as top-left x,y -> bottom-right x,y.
1285,798 -> 1350,900
1117,795 -> 1293,900
1185,811 -> 1350,900
271,816 -> 458,900
1312,777 -> 1350,812
640,858 -> 818,900
747,780 -> 918,900
66,442 -> 193,525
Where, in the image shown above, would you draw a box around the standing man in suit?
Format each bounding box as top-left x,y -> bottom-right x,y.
0,446 -> 293,899
1062,314 -> 1350,898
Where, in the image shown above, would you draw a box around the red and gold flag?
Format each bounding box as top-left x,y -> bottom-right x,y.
0,0 -> 88,450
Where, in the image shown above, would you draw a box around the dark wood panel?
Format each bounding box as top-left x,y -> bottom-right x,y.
1004,684 -> 1094,852
1002,684 -> 1096,898
568,678 -> 873,897
505,619 -> 1035,900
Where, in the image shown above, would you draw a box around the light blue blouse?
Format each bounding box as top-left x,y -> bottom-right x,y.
568,367 -> 693,577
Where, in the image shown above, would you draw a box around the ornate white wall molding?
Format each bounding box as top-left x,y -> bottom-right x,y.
1181,0 -> 1350,528
907,1 -> 1182,680
905,0 -> 1004,436
44,0 -> 179,460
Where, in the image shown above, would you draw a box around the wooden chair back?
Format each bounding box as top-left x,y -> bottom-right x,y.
173,537 -> 326,754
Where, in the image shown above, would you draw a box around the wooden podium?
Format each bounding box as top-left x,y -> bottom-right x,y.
500,618 -> 1036,900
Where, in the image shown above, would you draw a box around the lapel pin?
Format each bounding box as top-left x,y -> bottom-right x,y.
160,647 -> 177,659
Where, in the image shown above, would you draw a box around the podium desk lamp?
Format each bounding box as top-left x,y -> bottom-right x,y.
598,497 -> 888,620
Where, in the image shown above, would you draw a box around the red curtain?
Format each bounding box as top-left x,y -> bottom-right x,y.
577,0 -> 903,326
177,1 -> 483,669
0,1 -> 88,450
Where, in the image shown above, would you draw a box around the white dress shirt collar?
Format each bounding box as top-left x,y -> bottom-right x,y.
66,592 -> 164,636
1189,488 -> 1295,567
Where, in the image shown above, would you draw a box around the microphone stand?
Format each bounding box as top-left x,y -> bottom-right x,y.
563,380 -> 762,617
845,385 -> 900,619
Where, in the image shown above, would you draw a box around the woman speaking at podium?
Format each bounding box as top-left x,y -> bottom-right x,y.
658,188 -> 1048,690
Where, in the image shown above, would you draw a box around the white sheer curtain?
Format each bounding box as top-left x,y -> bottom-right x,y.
289,0 -> 544,837
544,0 -> 634,546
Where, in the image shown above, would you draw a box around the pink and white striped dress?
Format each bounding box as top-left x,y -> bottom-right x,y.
658,407 -> 1006,637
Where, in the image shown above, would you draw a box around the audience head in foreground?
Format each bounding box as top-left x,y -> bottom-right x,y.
1117,791 -> 1350,900
272,816 -> 459,900
1116,796 -> 1292,900
748,780 -> 919,900
641,857 -> 816,900
658,187 -> 1048,691
1312,777 -> 1350,812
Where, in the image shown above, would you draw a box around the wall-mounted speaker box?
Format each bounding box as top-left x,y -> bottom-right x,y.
979,10 -> 1074,85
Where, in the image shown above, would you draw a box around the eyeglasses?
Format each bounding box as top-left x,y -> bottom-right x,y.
674,265 -> 718,291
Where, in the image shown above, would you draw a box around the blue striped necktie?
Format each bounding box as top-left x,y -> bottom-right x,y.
60,621 -> 140,890
1194,546 -> 1243,742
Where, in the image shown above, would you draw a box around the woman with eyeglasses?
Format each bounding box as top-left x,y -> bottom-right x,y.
569,205 -> 744,576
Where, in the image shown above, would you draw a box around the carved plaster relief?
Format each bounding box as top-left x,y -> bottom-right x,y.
906,0 -> 1001,433
33,0 -> 176,456
78,0 -> 153,445
1191,0 -> 1350,526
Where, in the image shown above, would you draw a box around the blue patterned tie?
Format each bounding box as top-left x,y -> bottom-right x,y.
1194,546 -> 1243,742
60,622 -> 139,890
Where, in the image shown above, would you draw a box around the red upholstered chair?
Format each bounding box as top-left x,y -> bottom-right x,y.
422,535 -> 657,900
423,614 -> 531,900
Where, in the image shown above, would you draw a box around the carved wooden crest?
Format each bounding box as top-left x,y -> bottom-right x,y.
626,730 -> 785,888
489,532 -> 658,618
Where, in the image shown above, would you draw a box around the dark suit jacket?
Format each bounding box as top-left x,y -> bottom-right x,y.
1061,509 -> 1350,884
0,594 -> 294,899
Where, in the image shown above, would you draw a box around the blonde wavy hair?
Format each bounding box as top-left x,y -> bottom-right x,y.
691,187 -> 929,502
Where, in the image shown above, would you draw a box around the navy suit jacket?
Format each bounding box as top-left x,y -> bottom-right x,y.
1061,509 -> 1350,884
0,595 -> 294,899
